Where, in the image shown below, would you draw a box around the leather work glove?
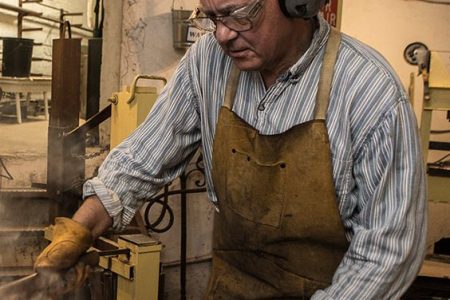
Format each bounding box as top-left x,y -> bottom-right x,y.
33,217 -> 98,297
35,217 -> 93,272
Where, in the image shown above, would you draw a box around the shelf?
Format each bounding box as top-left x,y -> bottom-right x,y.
0,2 -> 42,17
0,1 -> 92,35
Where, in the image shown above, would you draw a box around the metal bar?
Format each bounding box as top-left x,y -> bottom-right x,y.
429,141 -> 450,151
149,187 -> 207,202
62,12 -> 83,17
18,0 -> 23,38
64,104 -> 112,140
428,168 -> 450,177
86,38 -> 103,144
0,188 -> 48,199
47,35 -> 83,209
0,252 -> 99,299
21,27 -> 43,31
0,3 -> 42,16
32,57 -> 52,62
180,173 -> 187,300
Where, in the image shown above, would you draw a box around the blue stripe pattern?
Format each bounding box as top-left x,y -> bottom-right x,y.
84,16 -> 426,299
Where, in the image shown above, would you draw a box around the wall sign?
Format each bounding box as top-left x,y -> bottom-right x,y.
320,0 -> 342,29
186,25 -> 204,43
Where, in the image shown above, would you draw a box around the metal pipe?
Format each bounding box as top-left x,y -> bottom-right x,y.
180,173 -> 187,300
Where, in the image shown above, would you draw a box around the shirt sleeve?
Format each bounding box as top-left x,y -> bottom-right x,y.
83,53 -> 202,231
312,100 -> 427,299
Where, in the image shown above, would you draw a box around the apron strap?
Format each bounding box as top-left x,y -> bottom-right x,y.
314,28 -> 342,120
223,64 -> 241,110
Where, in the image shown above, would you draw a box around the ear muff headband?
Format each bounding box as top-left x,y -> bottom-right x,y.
278,0 -> 328,19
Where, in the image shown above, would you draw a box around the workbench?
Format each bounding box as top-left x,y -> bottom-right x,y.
0,76 -> 51,124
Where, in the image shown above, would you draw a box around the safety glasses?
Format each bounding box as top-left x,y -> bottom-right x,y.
189,0 -> 265,32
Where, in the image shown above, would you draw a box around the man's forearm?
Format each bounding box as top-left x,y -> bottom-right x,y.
72,196 -> 113,239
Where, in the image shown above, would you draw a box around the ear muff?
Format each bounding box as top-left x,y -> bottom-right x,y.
278,0 -> 328,19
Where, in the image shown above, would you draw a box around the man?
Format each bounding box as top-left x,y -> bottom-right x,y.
35,0 -> 427,298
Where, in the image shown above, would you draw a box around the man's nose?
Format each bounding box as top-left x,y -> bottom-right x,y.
214,21 -> 238,44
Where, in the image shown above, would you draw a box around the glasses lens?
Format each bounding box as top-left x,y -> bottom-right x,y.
190,0 -> 263,33
222,17 -> 252,31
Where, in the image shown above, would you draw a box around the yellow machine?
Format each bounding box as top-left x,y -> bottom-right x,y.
97,234 -> 162,300
44,226 -> 162,300
107,75 -> 167,299
109,75 -> 167,148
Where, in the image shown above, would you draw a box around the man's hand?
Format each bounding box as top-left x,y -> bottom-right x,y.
35,217 -> 93,271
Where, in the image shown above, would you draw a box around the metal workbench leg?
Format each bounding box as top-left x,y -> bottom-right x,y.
43,91 -> 49,120
420,109 -> 432,164
15,93 -> 22,124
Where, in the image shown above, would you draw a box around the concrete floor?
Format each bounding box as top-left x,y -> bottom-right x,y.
0,116 -> 47,157
0,115 -> 48,189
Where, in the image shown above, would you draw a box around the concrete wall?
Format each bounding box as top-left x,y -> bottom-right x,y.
340,0 -> 450,137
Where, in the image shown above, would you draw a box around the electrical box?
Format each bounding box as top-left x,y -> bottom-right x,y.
109,75 -> 166,148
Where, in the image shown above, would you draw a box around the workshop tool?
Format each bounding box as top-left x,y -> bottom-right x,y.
0,251 -> 99,299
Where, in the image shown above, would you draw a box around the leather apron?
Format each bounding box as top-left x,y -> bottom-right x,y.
207,29 -> 349,299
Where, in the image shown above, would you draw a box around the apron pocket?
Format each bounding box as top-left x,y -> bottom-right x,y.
225,149 -> 286,228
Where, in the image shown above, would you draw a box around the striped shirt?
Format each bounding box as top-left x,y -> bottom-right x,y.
84,15 -> 427,299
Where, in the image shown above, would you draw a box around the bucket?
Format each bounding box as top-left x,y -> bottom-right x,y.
1,37 -> 34,77
172,9 -> 202,49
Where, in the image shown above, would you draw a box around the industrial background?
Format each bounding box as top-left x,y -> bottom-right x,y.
0,0 -> 449,299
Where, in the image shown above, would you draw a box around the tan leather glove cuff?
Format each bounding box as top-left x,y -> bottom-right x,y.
35,217 -> 93,271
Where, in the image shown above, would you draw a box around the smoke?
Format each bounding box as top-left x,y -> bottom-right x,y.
0,270 -> 71,299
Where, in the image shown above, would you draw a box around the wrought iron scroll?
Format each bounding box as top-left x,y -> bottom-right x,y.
142,152 -> 207,233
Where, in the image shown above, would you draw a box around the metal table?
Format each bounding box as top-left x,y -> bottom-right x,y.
0,76 -> 51,123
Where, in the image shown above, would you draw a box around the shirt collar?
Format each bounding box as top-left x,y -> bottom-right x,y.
282,14 -> 331,82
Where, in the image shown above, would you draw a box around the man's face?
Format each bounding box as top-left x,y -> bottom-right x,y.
199,0 -> 295,73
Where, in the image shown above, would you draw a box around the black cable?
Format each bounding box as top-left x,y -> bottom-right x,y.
0,157 -> 13,180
